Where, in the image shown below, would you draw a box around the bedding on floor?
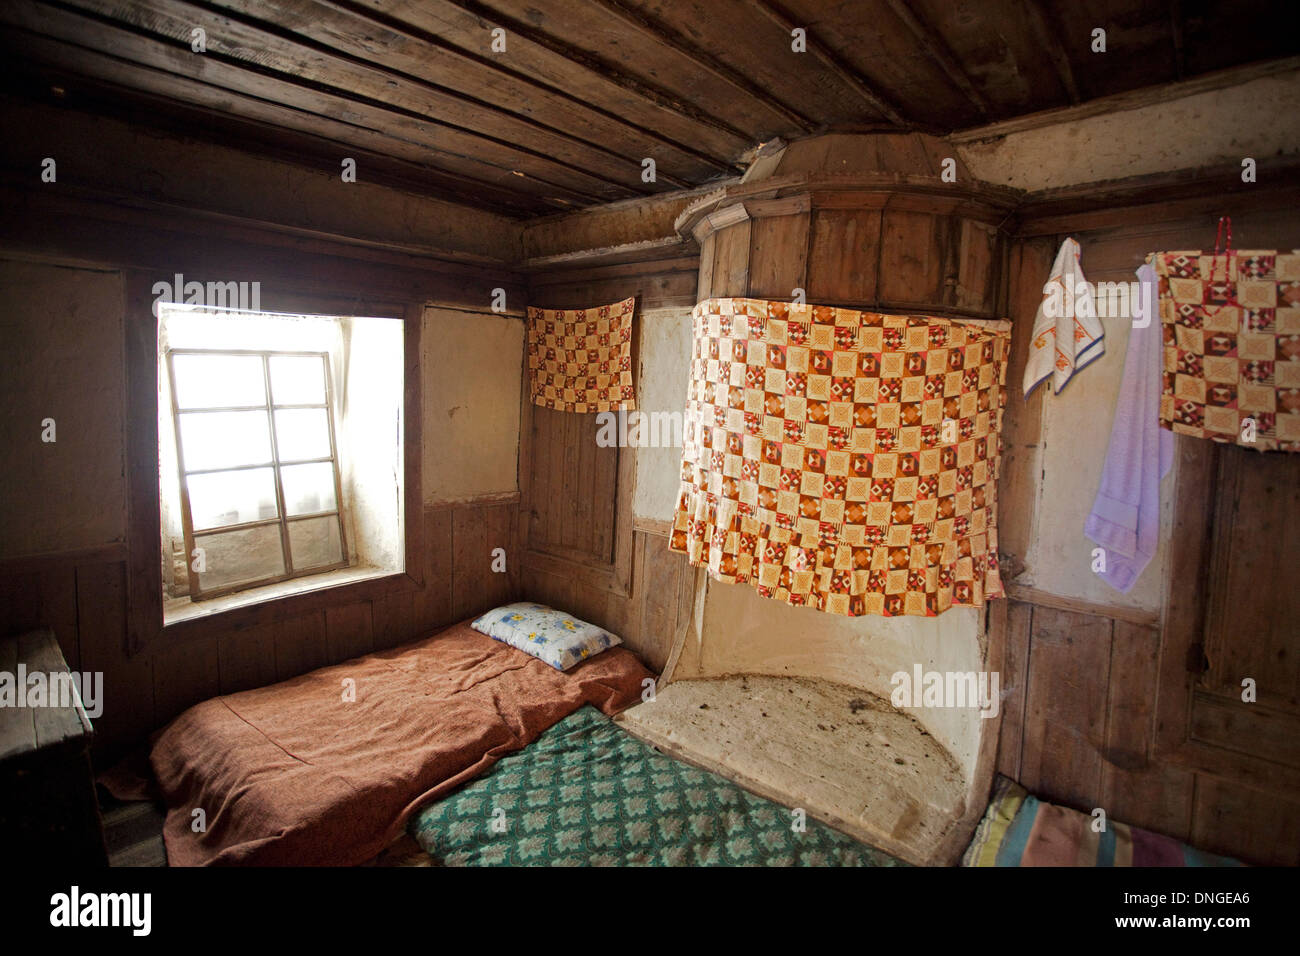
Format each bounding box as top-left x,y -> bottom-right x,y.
963,775 -> 1242,866
409,704 -> 905,866
150,620 -> 653,866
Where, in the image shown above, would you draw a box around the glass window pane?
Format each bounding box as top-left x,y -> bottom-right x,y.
288,516 -> 343,571
179,410 -> 273,472
172,354 -> 266,409
269,354 -> 327,406
193,524 -> 285,591
274,408 -> 332,462
186,467 -> 279,530
280,461 -> 337,517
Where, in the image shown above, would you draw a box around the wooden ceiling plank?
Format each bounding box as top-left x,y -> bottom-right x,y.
582,0 -> 816,133
1170,0 -> 1186,80
881,0 -> 989,116
198,0 -> 710,187
53,0 -> 655,196
303,0 -> 738,177
1,5 -> 619,205
1021,0 -> 1082,104
2,44 -> 569,215
358,0 -> 750,167
742,0 -> 909,128
438,0 -> 757,150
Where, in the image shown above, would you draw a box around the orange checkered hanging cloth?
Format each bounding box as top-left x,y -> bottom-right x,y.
669,297 -> 1011,618
526,296 -> 636,413
1152,245 -> 1300,452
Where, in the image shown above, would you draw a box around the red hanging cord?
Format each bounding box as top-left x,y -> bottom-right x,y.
1208,215 -> 1240,309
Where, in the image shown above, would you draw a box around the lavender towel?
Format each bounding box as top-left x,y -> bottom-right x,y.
1084,263 -> 1173,593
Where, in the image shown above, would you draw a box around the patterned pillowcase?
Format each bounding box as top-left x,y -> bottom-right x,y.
470,602 -> 622,671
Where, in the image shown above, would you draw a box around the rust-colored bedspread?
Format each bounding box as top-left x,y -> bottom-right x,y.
150,620 -> 653,866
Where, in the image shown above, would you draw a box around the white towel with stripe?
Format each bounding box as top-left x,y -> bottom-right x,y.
1023,237 -> 1105,396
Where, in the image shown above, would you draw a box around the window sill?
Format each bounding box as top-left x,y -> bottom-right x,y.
162,564 -> 395,627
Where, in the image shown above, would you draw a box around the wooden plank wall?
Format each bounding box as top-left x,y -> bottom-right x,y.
998,194 -> 1300,865
996,598 -> 1300,865
519,251 -> 699,674
0,499 -> 519,766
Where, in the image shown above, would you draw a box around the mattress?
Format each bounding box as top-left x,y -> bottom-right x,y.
150,620 -> 653,866
410,705 -> 905,866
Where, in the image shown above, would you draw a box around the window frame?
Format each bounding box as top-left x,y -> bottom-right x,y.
165,347 -> 350,601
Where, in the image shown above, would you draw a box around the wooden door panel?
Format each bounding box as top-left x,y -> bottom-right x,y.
1201,445 -> 1300,712
525,405 -> 619,566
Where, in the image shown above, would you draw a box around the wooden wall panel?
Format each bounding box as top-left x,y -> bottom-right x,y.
153,636 -> 220,726
997,594 -> 1300,864
1099,621 -> 1195,840
1018,606 -> 1113,810
451,501 -> 518,621
524,407 -> 619,565
994,600 -> 1033,780
273,610 -> 330,682
806,209 -> 882,305
74,560 -> 154,759
0,498 -> 521,766
954,219 -> 999,315
413,507 -> 454,634
217,622 -> 277,694
1190,776 -> 1300,866
370,590 -> 414,652
710,219 -> 752,298
877,210 -> 945,306
695,233 -> 716,304
325,602 -> 374,663
747,213 -> 809,300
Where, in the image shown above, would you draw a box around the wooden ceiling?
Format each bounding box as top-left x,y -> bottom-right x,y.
1,0 -> 1295,218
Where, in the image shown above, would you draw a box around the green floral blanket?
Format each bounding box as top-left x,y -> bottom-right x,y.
409,705 -> 904,867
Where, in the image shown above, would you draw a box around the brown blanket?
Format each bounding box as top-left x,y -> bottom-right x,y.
151,620 -> 652,866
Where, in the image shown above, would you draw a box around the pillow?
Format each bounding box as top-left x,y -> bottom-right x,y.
470,602 -> 622,671
963,775 -> 1242,866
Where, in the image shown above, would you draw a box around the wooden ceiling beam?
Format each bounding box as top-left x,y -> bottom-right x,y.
310,0 -> 738,177
53,0 -> 665,194
881,0 -> 989,116
742,0 -> 909,128
1022,0 -> 1082,104
582,0 -> 816,134
442,0 -> 758,153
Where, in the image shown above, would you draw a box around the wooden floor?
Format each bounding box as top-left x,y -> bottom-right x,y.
100,794 -> 168,867
616,674 -> 968,866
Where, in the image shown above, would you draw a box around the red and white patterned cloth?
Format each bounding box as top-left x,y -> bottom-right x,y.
1154,250 -> 1300,452
527,296 -> 636,413
669,297 -> 1010,617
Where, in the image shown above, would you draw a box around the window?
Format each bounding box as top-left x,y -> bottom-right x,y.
166,349 -> 348,598
157,304 -> 405,618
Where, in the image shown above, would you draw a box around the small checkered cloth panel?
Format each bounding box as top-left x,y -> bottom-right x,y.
1153,250 -> 1300,452
527,296 -> 636,413
669,297 -> 1011,617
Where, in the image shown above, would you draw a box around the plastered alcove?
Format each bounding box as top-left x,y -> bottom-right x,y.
618,132 -> 1017,865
